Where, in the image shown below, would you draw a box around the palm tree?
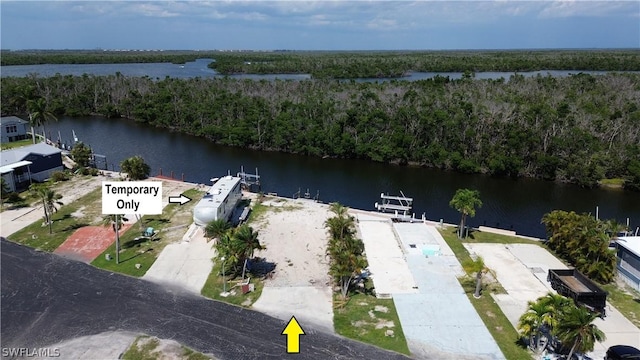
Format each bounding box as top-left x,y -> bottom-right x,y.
538,293 -> 572,326
30,184 -> 63,234
324,202 -> 368,299
120,156 -> 151,180
554,306 -> 605,360
205,219 -> 231,240
212,225 -> 265,279
233,224 -> 265,279
324,214 -> 355,241
327,235 -> 367,299
517,299 -> 555,352
103,214 -> 128,264
215,230 -> 239,273
329,202 -> 349,218
449,188 -> 482,238
462,256 -> 490,299
26,97 -> 57,144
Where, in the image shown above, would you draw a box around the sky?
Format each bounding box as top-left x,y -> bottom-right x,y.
1,1 -> 639,51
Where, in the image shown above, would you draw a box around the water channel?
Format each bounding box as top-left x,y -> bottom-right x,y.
46,116 -> 640,239
0,58 -> 626,81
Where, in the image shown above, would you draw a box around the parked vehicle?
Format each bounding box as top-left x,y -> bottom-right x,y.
605,345 -> 640,360
547,269 -> 608,316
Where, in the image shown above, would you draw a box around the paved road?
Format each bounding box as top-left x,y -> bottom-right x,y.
0,239 -> 409,360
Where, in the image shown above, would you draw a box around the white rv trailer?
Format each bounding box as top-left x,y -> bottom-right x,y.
193,175 -> 242,226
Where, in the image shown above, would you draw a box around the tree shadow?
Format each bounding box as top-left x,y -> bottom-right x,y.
60,222 -> 89,232
145,218 -> 169,224
120,250 -> 150,263
6,202 -> 29,210
122,237 -> 157,249
248,257 -> 277,278
58,213 -> 73,221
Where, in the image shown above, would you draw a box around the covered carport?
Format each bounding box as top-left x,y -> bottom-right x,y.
0,160 -> 32,192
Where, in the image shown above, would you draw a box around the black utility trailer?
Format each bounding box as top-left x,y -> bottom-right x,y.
547,269 -> 608,317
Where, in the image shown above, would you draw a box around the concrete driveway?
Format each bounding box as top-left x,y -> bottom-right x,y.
466,243 -> 640,359
143,224 -> 216,294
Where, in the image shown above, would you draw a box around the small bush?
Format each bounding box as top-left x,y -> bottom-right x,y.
75,167 -> 92,176
5,192 -> 23,203
89,168 -> 99,176
51,171 -> 70,182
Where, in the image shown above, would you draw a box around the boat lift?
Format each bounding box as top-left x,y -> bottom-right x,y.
237,166 -> 261,192
375,191 -> 413,218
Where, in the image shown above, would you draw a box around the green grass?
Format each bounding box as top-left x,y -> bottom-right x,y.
1,138 -> 35,150
91,188 -> 203,277
246,202 -> 269,224
464,229 -> 542,244
598,178 -> 626,189
333,291 -> 411,356
439,227 -> 533,360
601,282 -> 640,328
200,258 -> 264,307
7,188 -> 101,251
123,335 -> 212,360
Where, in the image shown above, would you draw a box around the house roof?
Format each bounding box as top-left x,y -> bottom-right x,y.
0,116 -> 28,125
0,143 -> 61,167
0,160 -> 33,175
617,236 -> 640,258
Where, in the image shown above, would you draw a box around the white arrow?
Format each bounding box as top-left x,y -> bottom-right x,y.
168,194 -> 192,205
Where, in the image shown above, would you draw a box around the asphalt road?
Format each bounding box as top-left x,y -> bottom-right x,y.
1,239 -> 410,360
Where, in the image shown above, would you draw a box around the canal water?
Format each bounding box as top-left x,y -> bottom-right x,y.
1,58 -> 627,81
46,116 -> 640,239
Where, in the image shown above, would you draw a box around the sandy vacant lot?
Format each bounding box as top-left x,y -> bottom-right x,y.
251,197 -> 335,334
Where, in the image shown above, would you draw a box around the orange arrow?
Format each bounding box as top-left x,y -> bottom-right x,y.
281,316 -> 305,354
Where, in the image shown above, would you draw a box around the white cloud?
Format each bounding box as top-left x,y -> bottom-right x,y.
538,1 -> 639,18
127,3 -> 180,17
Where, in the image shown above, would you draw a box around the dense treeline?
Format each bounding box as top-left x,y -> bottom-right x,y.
542,210 -> 617,284
3,49 -> 640,78
209,50 -> 640,78
0,50 -> 220,66
2,72 -> 639,189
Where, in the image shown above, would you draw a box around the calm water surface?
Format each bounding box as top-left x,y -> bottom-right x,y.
46,116 -> 640,239
1,59 -> 626,81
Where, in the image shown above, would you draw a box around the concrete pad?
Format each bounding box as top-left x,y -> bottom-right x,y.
357,220 -> 418,295
39,331 -> 138,360
252,286 -> 334,334
467,243 -> 640,360
392,223 -> 504,359
592,305 -> 640,357
143,225 -> 215,294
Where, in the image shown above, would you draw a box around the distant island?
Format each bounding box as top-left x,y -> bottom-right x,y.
2,49 -> 640,78
1,49 -> 639,190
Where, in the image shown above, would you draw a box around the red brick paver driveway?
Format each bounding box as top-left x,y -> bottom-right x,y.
54,225 -> 132,263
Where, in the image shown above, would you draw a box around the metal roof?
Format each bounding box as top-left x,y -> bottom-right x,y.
1,143 -> 61,166
0,160 -> 32,174
0,116 -> 28,125
617,236 -> 640,258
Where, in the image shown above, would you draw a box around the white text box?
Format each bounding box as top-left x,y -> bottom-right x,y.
102,181 -> 162,215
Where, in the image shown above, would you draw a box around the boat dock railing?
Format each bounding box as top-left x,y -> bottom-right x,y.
375,191 -> 413,216
237,166 -> 261,191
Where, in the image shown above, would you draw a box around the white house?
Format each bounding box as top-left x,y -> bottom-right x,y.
1,116 -> 29,143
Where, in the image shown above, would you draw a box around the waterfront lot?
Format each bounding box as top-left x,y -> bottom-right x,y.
466,243 -> 640,360
250,197 -> 335,334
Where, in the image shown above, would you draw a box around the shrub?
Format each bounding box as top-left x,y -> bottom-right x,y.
51,171 -> 70,182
